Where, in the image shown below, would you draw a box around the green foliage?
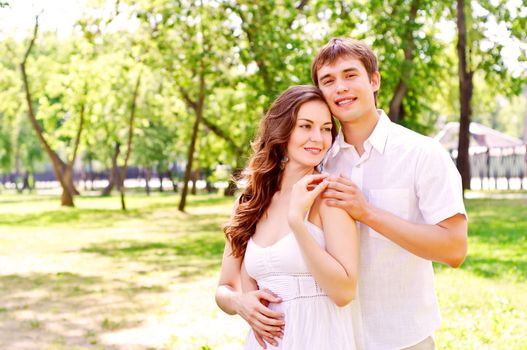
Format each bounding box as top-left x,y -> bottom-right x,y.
0,0 -> 526,194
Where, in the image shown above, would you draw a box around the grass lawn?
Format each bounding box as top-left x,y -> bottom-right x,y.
0,191 -> 525,349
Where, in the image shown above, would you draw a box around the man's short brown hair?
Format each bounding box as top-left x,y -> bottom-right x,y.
311,38 -> 379,101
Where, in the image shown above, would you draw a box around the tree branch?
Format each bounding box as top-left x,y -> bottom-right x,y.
201,117 -> 243,154
68,100 -> 86,170
22,15 -> 40,66
179,86 -> 198,110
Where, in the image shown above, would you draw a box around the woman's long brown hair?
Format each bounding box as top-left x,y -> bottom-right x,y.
224,85 -> 338,258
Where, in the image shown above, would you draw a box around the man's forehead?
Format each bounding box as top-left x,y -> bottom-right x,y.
317,56 -> 364,75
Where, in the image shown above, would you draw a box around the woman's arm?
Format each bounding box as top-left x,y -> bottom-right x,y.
288,174 -> 360,307
215,240 -> 284,347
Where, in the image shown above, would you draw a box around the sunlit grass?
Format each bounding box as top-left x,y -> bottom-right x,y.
434,198 -> 527,349
0,191 -> 525,349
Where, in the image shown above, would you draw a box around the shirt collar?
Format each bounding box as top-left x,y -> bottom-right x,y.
327,109 -> 390,160
368,109 -> 390,155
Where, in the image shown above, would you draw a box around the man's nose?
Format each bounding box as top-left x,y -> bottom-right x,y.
336,79 -> 349,94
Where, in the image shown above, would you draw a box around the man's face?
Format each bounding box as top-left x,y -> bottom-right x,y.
316,56 -> 380,125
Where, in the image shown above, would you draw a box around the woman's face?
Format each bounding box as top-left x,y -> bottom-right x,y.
286,100 -> 333,169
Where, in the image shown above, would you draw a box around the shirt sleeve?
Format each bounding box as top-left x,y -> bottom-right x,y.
415,139 -> 467,224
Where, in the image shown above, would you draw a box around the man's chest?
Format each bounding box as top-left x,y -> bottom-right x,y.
325,153 -> 418,222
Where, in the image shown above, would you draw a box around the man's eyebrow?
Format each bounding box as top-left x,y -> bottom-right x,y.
343,67 -> 359,73
318,67 -> 359,82
318,73 -> 333,82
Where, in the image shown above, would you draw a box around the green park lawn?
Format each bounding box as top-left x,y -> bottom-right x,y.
0,191 -> 525,349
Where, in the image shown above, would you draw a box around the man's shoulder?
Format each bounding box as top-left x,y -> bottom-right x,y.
388,122 -> 444,152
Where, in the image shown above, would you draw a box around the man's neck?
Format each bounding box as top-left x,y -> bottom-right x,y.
340,109 -> 380,156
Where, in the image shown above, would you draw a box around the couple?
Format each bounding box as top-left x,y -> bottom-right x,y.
216,38 -> 468,350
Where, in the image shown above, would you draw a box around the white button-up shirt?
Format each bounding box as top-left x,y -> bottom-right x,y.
322,110 -> 466,350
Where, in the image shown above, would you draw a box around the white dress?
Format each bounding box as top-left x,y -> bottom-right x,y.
243,220 -> 363,350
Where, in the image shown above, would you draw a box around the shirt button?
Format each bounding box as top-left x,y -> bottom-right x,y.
356,164 -> 361,168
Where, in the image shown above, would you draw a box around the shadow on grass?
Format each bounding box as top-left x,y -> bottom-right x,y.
0,208 -> 144,228
187,195 -> 234,207
435,198 -> 527,282
178,214 -> 228,232
82,229 -> 225,279
0,271 -> 168,349
0,194 -> 232,228
436,254 -> 527,283
462,255 -> 527,282
0,194 -> 59,205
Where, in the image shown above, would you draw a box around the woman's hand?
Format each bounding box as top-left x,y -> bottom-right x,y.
236,289 -> 285,348
288,173 -> 328,227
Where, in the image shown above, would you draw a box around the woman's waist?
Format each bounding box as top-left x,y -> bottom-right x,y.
256,273 -> 326,302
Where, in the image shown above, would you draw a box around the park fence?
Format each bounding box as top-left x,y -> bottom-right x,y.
450,145 -> 527,190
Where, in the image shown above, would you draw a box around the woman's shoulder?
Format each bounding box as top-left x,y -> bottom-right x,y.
317,198 -> 353,224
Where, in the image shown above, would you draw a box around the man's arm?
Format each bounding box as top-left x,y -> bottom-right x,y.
323,176 -> 468,267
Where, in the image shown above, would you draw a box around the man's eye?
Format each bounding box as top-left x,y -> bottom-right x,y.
322,79 -> 333,85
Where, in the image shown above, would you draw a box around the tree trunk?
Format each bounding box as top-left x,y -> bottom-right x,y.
21,171 -> 30,191
14,148 -> 22,193
178,65 -> 206,212
88,158 -> 94,191
120,72 -> 142,211
456,0 -> 473,193
180,109 -> 201,210
20,16 -> 76,206
523,86 -> 527,144
144,167 -> 151,196
65,97 -> 86,198
61,167 -> 75,206
166,168 -> 178,192
388,0 -> 418,123
102,142 -> 121,196
523,87 -> 527,190
191,169 -> 198,195
157,165 -> 164,192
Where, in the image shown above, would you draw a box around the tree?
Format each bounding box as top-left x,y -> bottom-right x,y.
456,0 -> 472,192
119,71 -> 142,210
453,0 -> 527,192
20,17 -> 86,206
132,0 -> 238,209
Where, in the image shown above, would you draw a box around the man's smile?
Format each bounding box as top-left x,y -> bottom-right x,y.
334,96 -> 357,106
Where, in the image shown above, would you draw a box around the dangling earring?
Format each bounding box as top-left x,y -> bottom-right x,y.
280,155 -> 289,170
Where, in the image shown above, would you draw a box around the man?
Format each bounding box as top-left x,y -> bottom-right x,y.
314,37 -> 468,350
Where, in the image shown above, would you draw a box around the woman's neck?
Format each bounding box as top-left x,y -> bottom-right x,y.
279,163 -> 315,193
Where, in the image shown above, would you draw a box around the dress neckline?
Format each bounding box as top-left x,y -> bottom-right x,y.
249,220 -> 323,249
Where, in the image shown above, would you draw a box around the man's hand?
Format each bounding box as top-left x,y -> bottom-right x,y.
236,289 -> 285,348
322,175 -> 371,222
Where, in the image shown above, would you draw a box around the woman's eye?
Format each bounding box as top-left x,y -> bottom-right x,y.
322,127 -> 332,132
300,124 -> 311,129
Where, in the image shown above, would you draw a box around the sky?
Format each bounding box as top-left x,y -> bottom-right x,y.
0,0 -> 525,76
0,0 -> 88,39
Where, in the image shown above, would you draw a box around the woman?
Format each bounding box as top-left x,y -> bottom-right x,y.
215,85 -> 362,349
